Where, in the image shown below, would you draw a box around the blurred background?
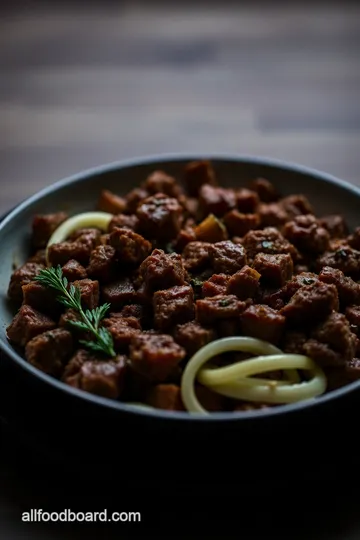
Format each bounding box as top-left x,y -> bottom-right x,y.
1,0 -> 360,214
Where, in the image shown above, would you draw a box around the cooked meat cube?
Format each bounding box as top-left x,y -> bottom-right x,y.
294,264 -> 310,274
316,245 -> 360,278
108,214 -> 139,232
223,210 -> 260,237
236,188 -> 259,213
47,229 -> 100,267
86,245 -> 116,282
196,295 -> 245,325
97,189 -> 126,214
183,160 -> 217,196
101,278 -> 138,309
258,203 -> 288,227
319,266 -> 360,307
173,321 -> 216,356
120,304 -> 148,325
22,282 -> 61,317
345,358 -> 360,381
253,253 -> 293,287
281,331 -> 307,354
27,249 -> 47,265
31,212 -> 68,249
210,241 -> 247,274
146,384 -> 185,411
249,178 -> 279,202
68,227 -> 102,244
202,274 -> 230,297
181,197 -> 199,219
153,285 -> 195,331
62,259 -> 87,281
174,227 -> 197,252
281,272 -> 320,300
198,184 -> 236,218
62,349 -> 127,399
144,170 -> 183,199
124,187 -> 149,214
6,305 -> 56,347
243,227 -> 299,263
348,227 -> 360,250
303,313 -> 357,367
139,249 -> 187,292
345,306 -> 360,335
227,265 -> 260,300
136,193 -> 183,242
129,333 -> 186,382
72,279 -> 99,310
240,304 -> 285,345
194,214 -> 228,243
59,309 -> 91,341
280,194 -> 314,217
256,287 -> 285,310
319,215 -> 348,239
109,227 -> 152,265
7,262 -> 45,304
103,316 -> 141,352
182,241 -> 212,272
280,282 -> 339,325
25,328 -> 73,377
283,214 -> 330,254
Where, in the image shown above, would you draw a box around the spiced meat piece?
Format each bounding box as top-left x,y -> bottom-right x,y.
144,170 -> 183,199
280,195 -> 314,218
253,253 -> 293,288
71,279 -> 99,310
124,187 -> 149,214
319,215 -> 348,239
236,188 -> 259,213
281,331 -> 307,354
7,262 -> 45,304
345,306 -> 360,336
210,241 -> 247,274
22,282 -> 61,318
258,203 -> 288,227
62,349 -> 127,399
280,282 -> 339,326
27,250 -> 47,265
194,214 -> 228,243
59,309 -> 91,341
146,384 -> 185,411
101,278 -> 139,309
316,245 -> 360,278
97,189 -> 126,214
173,321 -> 216,356
242,227 -> 299,263
182,242 -> 212,272
6,305 -> 56,347
249,178 -> 279,202
223,210 -> 260,237
283,214 -> 330,254
227,265 -> 260,300
31,212 -> 68,249
109,227 -> 152,265
198,184 -> 236,218
240,304 -> 285,345
153,285 -> 195,331
47,229 -> 100,267
196,295 -> 246,325
256,287 -> 284,310
86,245 -> 117,282
281,272 -> 320,301
62,259 -> 87,281
319,266 -> 360,307
25,328 -> 73,377
68,228 -> 102,244
139,249 -> 187,292
108,214 -> 139,232
102,316 -> 141,352
174,227 -> 197,252
348,227 -> 360,250
136,193 -> 183,242
129,333 -> 186,382
183,160 -> 218,196
202,274 -> 230,297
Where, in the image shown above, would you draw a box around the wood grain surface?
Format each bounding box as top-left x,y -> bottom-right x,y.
1,2 -> 360,538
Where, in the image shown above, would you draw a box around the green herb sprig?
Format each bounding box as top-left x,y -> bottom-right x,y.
35,265 -> 115,358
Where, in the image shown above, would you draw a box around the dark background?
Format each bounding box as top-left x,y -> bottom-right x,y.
1,1 -> 360,538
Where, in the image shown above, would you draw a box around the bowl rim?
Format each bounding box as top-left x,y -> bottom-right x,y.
1,151 -> 360,423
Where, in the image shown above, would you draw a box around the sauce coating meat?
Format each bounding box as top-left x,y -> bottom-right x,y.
5,160 -> 360,413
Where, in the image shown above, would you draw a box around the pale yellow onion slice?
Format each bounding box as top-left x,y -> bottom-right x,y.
46,211 -> 113,266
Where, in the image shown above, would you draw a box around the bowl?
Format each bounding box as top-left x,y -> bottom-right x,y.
1,153 -> 359,487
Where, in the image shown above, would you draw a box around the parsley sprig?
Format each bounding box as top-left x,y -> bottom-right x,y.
35,266 -> 115,358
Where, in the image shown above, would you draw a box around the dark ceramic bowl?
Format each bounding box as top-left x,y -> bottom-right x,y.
1,154 -> 359,487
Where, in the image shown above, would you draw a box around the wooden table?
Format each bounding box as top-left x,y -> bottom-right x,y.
1,2 -> 360,537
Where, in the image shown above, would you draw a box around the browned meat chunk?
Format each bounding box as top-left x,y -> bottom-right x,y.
236,188 -> 259,213
59,309 -> 91,341
316,245 -> 360,278
223,210 -> 260,237
62,349 -> 127,399
68,228 -> 102,244
258,203 -> 288,227
108,214 -> 139,232
194,214 -> 228,243
281,272 -> 320,300
319,215 -> 348,239
256,287 -> 284,310
280,194 -> 313,217
345,358 -> 360,381
173,321 -> 216,356
174,227 -> 197,251
182,242 -> 212,272
25,328 -> 73,377
124,187 -> 149,214
87,245 -> 117,282
31,212 -> 68,249
72,279 -> 99,310
281,331 -> 307,354
202,274 -> 230,297
243,227 -> 299,263
227,265 -> 261,300
183,160 -> 217,196
146,384 -> 185,411
28,250 -> 47,265
153,285 -> 195,331
120,304 -> 148,325
283,214 -> 330,254
103,316 -> 141,352
6,305 -> 56,347
210,241 -> 247,274
196,295 -> 245,325
280,282 -> 339,325
249,178 -> 279,202
240,304 -> 285,344
348,227 -> 360,250
139,249 -> 187,292
198,184 -> 236,218
345,306 -> 360,335
101,278 -> 139,309
136,193 -> 183,242
253,253 -> 293,287
97,189 -> 126,214
144,170 -> 183,199
319,266 -> 360,307
62,259 -> 87,281
129,333 -> 186,382
47,229 -> 100,267
8,262 -> 45,304
22,282 -> 60,317
109,227 -> 151,265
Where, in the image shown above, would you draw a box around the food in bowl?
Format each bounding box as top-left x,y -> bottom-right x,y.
5,160 -> 360,414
